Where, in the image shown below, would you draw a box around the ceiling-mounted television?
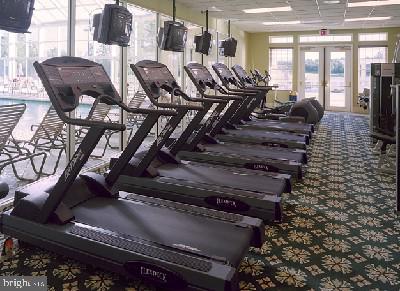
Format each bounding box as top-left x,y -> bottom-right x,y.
194,31 -> 212,55
93,4 -> 132,47
158,21 -> 188,52
219,37 -> 238,57
0,0 -> 35,33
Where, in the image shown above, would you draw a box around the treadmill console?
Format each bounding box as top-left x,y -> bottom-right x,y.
185,63 -> 219,93
34,57 -> 121,113
130,60 -> 181,101
212,62 -> 238,87
232,64 -> 254,87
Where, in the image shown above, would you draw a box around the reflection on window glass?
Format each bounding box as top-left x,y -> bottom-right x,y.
269,48 -> 293,90
127,5 -> 157,97
358,46 -> 387,93
0,0 -> 68,195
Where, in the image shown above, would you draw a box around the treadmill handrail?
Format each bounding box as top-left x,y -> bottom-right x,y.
203,93 -> 242,101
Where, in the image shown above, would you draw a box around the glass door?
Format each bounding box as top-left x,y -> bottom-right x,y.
299,47 -> 324,105
325,46 -> 352,111
299,46 -> 352,112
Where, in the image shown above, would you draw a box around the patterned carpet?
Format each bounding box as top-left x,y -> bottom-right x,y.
1,112 -> 399,291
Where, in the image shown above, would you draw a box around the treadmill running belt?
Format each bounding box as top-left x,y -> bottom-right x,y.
73,197 -> 251,266
207,144 -> 306,163
225,129 -> 307,143
158,163 -> 286,194
248,120 -> 313,131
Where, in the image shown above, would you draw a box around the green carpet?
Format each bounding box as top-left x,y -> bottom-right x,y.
1,112 -> 399,290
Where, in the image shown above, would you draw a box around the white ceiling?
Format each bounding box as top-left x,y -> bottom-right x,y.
176,0 -> 400,32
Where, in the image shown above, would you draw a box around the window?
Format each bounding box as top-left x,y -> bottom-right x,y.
127,5 -> 157,96
269,48 -> 293,90
299,34 -> 352,43
269,36 -> 293,44
359,33 -> 387,42
358,46 -> 387,93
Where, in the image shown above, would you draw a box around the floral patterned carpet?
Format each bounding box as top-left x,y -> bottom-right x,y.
1,112 -> 399,291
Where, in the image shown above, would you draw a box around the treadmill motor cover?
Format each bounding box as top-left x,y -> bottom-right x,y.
158,21 -> 188,52
194,31 -> 212,55
219,37 -> 238,58
93,4 -> 132,47
0,0 -> 35,33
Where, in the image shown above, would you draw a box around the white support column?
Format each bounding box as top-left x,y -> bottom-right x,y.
66,0 -> 76,161
120,1 -> 128,150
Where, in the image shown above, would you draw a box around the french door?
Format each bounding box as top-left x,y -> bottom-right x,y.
299,46 -> 352,111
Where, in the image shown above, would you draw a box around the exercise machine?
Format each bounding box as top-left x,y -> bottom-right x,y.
212,62 -> 309,149
181,62 -> 307,179
111,60 -> 291,222
1,57 -> 263,291
231,64 -> 314,136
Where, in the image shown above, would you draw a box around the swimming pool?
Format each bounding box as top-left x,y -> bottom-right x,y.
0,97 -> 91,140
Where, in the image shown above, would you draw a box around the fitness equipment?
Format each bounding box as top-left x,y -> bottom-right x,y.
111,60 -> 291,222
392,84 -> 400,212
289,99 -> 320,125
231,64 -> 314,136
182,62 -> 307,179
0,0 -> 35,33
358,88 -> 370,110
304,98 -> 324,121
0,181 -> 9,199
212,62 -> 310,149
370,63 -> 400,135
1,57 -> 263,291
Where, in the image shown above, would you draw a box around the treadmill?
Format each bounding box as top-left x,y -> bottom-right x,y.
112,60 -> 291,222
231,64 -> 314,136
0,57 -> 264,291
212,62 -> 309,149
178,62 -> 307,180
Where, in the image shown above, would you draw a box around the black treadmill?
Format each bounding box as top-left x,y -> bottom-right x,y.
112,60 -> 291,222
178,62 -> 307,180
231,64 -> 314,136
212,62 -> 309,149
0,57 -> 264,291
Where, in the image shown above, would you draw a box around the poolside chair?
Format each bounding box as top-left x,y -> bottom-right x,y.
76,98 -> 117,158
13,105 -> 65,177
0,103 -> 47,181
126,90 -> 148,140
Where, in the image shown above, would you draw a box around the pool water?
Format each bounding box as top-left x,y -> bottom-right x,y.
0,98 -> 91,140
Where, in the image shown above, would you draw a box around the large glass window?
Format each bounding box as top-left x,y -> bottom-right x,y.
269,48 -> 293,90
127,5 -> 157,97
299,34 -> 352,43
359,33 -> 387,42
269,36 -> 293,44
358,46 -> 387,93
0,0 -> 68,199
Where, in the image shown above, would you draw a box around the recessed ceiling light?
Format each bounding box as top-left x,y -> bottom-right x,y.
243,6 -> 292,13
324,0 -> 340,3
345,16 -> 392,21
209,6 -> 223,12
262,20 -> 301,25
348,0 -> 400,7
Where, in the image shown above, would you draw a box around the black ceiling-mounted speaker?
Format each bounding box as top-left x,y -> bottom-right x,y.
157,21 -> 188,52
219,37 -> 238,57
194,31 -> 212,55
0,0 -> 35,33
93,4 -> 132,47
